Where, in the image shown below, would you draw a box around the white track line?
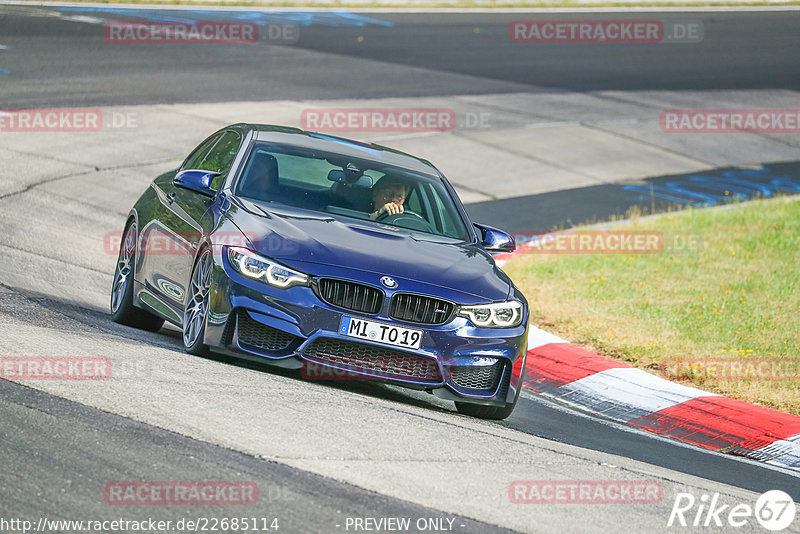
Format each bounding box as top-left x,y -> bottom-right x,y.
553,366 -> 717,421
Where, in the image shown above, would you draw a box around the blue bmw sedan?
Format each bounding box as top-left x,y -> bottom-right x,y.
111,124 -> 528,419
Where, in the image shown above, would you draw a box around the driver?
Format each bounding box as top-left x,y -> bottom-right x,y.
369,175 -> 410,220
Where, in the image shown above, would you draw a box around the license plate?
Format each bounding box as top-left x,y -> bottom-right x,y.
339,316 -> 423,350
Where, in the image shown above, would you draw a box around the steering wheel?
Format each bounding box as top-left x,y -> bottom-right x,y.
376,210 -> 435,232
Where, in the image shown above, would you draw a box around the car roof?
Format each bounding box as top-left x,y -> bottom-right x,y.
228,123 -> 443,178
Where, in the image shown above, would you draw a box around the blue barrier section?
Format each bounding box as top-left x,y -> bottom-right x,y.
622,167 -> 800,207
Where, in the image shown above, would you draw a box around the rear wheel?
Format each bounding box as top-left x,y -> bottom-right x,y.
182,248 -> 212,356
455,401 -> 516,420
110,221 -> 165,332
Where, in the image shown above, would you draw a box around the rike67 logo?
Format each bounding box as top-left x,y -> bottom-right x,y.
668,490 -> 796,531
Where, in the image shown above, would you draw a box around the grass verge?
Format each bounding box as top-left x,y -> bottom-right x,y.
504,196 -> 800,415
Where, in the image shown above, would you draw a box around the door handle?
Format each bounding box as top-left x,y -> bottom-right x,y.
167,192 -> 175,204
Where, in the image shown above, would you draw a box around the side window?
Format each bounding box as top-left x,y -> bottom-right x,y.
405,188 -> 422,213
431,189 -> 459,237
204,131 -> 242,175
182,134 -> 222,171
182,131 -> 242,190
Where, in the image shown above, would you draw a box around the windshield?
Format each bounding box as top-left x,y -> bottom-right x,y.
234,142 -> 471,241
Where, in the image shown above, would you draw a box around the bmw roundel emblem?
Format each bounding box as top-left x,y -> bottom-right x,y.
380,276 -> 397,289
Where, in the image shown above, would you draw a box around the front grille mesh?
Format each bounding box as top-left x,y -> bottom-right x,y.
390,293 -> 454,325
318,279 -> 382,315
303,337 -> 441,382
449,362 -> 503,391
236,311 -> 298,353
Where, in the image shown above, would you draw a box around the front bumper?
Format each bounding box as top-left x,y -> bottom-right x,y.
203,252 -> 528,407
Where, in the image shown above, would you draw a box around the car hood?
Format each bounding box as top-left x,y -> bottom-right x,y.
226,198 -> 512,302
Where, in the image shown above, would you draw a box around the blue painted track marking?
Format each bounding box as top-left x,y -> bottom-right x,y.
57,7 -> 394,28
623,167 -> 800,206
689,175 -> 773,198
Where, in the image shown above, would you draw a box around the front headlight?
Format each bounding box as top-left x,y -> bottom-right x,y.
227,246 -> 308,289
458,301 -> 523,328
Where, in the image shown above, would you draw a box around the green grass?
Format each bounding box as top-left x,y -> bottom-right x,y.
504,197 -> 800,414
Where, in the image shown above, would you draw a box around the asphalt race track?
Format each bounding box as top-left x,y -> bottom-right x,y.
2,8 -> 800,107
0,5 -> 799,533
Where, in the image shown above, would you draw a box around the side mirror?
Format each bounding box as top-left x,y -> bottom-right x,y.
173,169 -> 221,198
327,169 -> 373,188
474,223 -> 516,253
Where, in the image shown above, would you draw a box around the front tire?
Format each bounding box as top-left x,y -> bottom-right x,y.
455,401 -> 516,420
110,221 -> 165,332
182,248 -> 212,356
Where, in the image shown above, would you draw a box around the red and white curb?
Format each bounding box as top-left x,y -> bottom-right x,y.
521,326 -> 800,471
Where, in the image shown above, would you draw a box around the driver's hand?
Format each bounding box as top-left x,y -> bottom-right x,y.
371,202 -> 404,220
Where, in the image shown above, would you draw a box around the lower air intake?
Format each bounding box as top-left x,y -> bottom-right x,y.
303,337 -> 441,383
449,361 -> 503,391
236,311 -> 298,353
